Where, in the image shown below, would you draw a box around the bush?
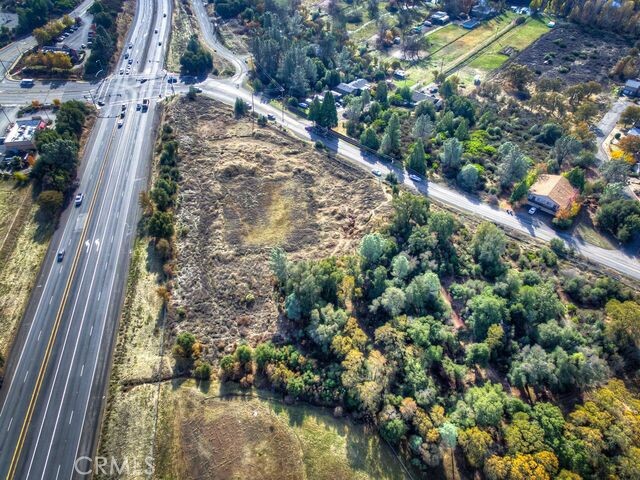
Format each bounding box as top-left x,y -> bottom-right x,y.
37,190 -> 63,217
193,361 -> 212,380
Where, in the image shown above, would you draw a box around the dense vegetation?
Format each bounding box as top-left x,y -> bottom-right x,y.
532,0 -> 640,37
84,0 -> 125,77
16,0 -> 80,34
218,192 -> 639,479
32,100 -> 88,216
179,36 -> 214,77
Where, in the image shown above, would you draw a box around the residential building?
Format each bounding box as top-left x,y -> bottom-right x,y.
527,175 -> 578,214
622,79 -> 640,97
4,118 -> 46,151
334,78 -> 370,96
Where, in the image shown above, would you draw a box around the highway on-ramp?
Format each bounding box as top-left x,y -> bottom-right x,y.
0,0 -> 172,478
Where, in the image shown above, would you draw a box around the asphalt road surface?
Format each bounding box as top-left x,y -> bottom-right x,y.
0,0 -> 172,478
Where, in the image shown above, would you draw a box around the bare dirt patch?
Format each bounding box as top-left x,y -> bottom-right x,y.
500,24 -> 630,86
166,96 -> 390,359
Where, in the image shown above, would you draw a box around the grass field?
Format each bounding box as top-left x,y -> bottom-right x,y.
455,16 -> 550,84
0,182 -> 53,365
155,381 -> 411,480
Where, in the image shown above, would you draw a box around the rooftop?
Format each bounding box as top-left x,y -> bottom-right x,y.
529,174 -> 577,208
5,119 -> 44,147
624,79 -> 640,89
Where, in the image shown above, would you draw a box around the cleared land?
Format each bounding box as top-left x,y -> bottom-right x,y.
98,96 -> 396,478
500,23 -> 630,86
0,182 -> 52,367
167,96 -> 390,359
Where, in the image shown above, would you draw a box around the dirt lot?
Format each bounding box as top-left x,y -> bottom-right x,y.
166,96 -> 390,359
501,24 -> 630,86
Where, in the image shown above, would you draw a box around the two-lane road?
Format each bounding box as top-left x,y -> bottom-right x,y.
0,0 -> 173,478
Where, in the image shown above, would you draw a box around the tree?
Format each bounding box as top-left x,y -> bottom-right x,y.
379,113 -> 401,157
596,199 -> 640,243
505,412 -> 546,454
497,142 -> 529,189
193,361 -> 212,380
180,35 -> 213,76
269,247 -> 288,286
531,402 -> 565,451
412,114 -> 434,142
468,293 -> 508,341
320,91 -> 338,128
439,422 -> 458,474
405,272 -> 442,315
360,127 -> 380,150
389,192 -> 430,240
37,190 -> 63,218
505,64 -> 534,93
360,233 -> 386,268
619,135 -> 640,160
406,139 -> 427,175
370,286 -> 406,317
465,343 -> 490,367
553,136 -> 582,166
174,331 -> 196,358
620,105 -> 640,127
457,164 -> 479,191
234,97 -> 248,117
380,417 -> 408,444
471,222 -> 506,278
459,427 -> 493,469
440,137 -> 463,174
375,80 -> 388,106
600,159 -> 631,185
308,96 -> 322,125
147,211 -> 174,238
31,138 -> 79,193
509,345 -> 557,393
605,299 -> 640,350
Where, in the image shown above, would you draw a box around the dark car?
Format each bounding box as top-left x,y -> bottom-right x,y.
57,249 -> 65,262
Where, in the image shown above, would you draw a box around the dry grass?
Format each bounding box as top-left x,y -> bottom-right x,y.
155,381 -> 409,480
0,195 -> 53,364
166,96 -> 390,359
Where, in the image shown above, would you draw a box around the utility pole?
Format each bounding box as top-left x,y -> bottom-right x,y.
251,91 -> 255,133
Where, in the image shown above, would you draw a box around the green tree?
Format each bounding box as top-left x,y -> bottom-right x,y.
440,137 -> 463,174
505,412 -> 546,454
468,293 -> 508,341
320,91 -> 338,128
147,211 -> 174,238
605,299 -> 640,350
379,113 -> 401,157
406,139 -> 427,175
234,97 -> 247,117
37,190 -> 63,218
459,426 -> 494,469
412,114 -> 434,142
471,222 -> 506,278
405,272 -> 442,315
498,142 -> 529,189
360,127 -> 380,150
375,80 -> 388,107
174,331 -> 196,358
465,343 -> 490,367
389,192 -> 430,240
457,164 -> 479,191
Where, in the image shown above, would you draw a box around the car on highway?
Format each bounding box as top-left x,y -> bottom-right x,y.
124,52 -> 129,59
158,41 -> 162,46
136,103 -> 142,111
119,68 -> 124,75
128,58 -> 133,65
121,103 -> 127,110
56,249 -> 65,262
528,206 -> 537,215
371,169 -> 382,177
97,100 -> 105,106
74,193 -> 84,207
117,119 -> 124,128
267,114 -> 276,121
163,12 -> 167,17
128,42 -> 133,49
120,111 -> 125,119
408,174 -> 422,182
155,29 -> 158,33
81,43 -> 86,49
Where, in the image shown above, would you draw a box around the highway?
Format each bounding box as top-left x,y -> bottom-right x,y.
0,0 -> 172,478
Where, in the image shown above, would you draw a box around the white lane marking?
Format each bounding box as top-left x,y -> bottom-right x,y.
37,330 -> 42,342
68,410 -> 73,425
23,371 -> 28,383
89,325 -> 93,337
97,290 -> 101,302
55,465 -> 61,480
49,296 -> 53,306
80,364 -> 84,377
7,416 -> 12,431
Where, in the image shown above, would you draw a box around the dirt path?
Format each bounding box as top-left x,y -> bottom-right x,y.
441,287 -> 465,330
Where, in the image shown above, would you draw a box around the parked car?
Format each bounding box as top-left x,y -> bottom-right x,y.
298,102 -> 308,109
74,193 -> 84,207
408,174 -> 422,182
267,114 -> 276,121
371,169 -> 382,177
528,207 -> 537,215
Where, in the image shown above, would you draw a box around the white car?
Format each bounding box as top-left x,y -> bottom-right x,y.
408,174 -> 422,182
528,207 -> 537,215
117,119 -> 124,128
74,193 -> 84,207
119,68 -> 124,75
371,169 -> 382,177
128,42 -> 133,49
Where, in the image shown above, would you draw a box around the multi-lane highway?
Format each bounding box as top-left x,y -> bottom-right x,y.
0,0 -> 172,478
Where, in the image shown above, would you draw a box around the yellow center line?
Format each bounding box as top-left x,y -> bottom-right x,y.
6,118 -> 120,480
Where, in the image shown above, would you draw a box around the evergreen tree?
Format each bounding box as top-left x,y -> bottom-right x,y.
412,114 -> 434,142
379,113 -> 401,157
406,139 -> 427,175
360,127 -> 380,150
375,80 -> 388,107
308,97 -> 322,124
320,91 -> 338,128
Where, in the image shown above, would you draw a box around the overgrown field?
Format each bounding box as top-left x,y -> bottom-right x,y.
98,95 -> 396,478
0,182 -> 52,367
167,96 -> 390,359
499,24 -> 630,86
